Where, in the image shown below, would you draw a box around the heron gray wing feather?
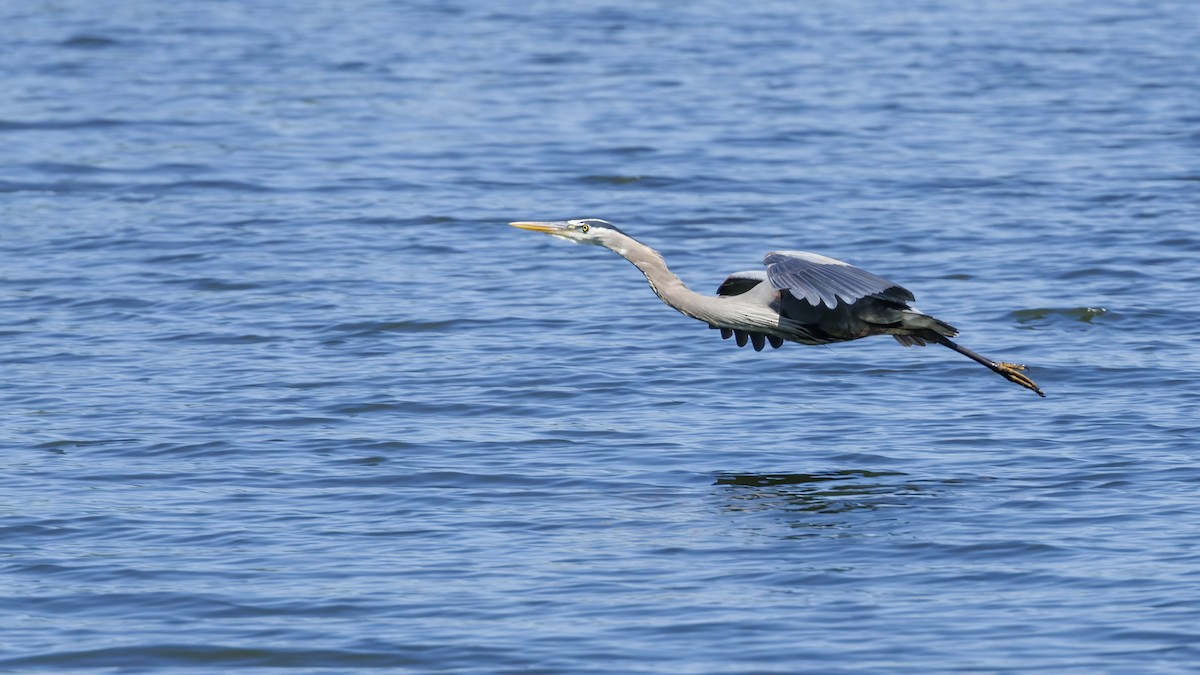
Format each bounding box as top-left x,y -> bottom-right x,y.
763,250 -> 914,308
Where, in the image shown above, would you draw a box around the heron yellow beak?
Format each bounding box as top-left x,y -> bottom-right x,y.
509,221 -> 569,234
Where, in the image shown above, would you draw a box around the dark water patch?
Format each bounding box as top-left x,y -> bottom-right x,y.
221,415 -> 343,428
7,592 -> 244,619
0,118 -> 210,132
57,471 -> 203,485
0,118 -> 128,132
324,319 -> 464,336
137,440 -> 238,458
898,176 -> 1013,191
20,161 -> 217,178
332,60 -> 378,72
578,174 -> 684,188
715,470 -> 909,487
391,241 -> 461,255
65,296 -> 159,310
718,128 -> 852,146
1154,236 -> 1200,251
281,379 -> 352,390
282,469 -> 598,492
930,540 -> 1072,562
0,520 -> 93,540
1011,307 -> 1109,325
715,470 -> 930,515
528,50 -> 590,65
150,180 -> 275,193
60,34 -> 121,49
176,278 -> 265,292
1085,191 -> 1150,203
1059,266 -> 1150,280
21,161 -> 112,175
144,252 -> 214,264
0,179 -> 122,193
596,145 -> 660,156
326,455 -> 390,466
0,644 -> 431,670
363,397 -> 556,418
328,401 -> 408,415
35,438 -> 142,452
342,214 -> 438,227
150,331 -> 281,344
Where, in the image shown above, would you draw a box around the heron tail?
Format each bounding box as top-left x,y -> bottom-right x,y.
892,311 -> 957,346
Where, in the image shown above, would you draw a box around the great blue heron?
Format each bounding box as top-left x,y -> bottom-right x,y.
510,218 -> 1044,396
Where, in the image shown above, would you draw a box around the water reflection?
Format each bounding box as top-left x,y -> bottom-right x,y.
714,470 -> 925,515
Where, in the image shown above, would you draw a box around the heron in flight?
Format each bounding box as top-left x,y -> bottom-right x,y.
510,218 -> 1044,396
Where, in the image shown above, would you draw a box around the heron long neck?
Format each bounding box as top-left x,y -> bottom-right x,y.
612,237 -> 761,328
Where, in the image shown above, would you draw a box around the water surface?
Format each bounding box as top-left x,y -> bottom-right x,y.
3,0 -> 1200,672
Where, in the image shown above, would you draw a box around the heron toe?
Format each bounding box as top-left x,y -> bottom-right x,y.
996,362 -> 1045,397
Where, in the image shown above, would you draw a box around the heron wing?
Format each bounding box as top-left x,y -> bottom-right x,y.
716,270 -> 766,296
763,250 -> 914,308
709,270 -> 783,350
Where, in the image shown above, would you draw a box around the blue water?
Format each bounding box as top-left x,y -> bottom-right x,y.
3,0 -> 1200,671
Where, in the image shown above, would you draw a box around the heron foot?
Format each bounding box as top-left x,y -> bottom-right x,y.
996,362 -> 1045,397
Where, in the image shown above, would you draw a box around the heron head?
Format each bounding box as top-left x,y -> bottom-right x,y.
509,218 -> 626,248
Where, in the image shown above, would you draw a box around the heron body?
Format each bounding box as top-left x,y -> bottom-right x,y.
509,219 -> 1044,396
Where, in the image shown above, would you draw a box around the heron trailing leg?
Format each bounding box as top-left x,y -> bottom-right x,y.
933,335 -> 1044,397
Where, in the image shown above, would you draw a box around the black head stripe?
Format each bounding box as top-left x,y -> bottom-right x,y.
577,219 -> 626,236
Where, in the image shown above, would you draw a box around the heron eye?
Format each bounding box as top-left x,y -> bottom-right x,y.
580,224 -> 590,233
